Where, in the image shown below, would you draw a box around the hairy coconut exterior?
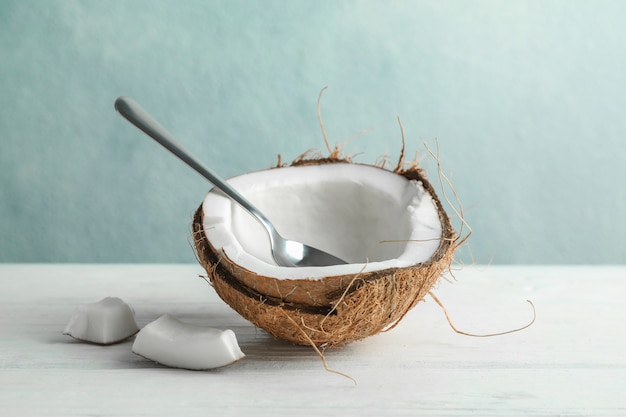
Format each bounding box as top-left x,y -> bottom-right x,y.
192,158 -> 456,346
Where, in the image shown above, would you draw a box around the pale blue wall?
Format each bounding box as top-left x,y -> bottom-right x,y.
1,0 -> 625,264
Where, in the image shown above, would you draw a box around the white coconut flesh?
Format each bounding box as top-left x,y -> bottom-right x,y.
63,297 -> 140,345
132,314 -> 244,370
202,163 -> 443,280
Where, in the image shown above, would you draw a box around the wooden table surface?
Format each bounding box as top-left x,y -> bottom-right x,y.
1,264 -> 624,416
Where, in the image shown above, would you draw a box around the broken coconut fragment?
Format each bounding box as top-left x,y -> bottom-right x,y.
63,297 -> 139,345
193,157 -> 457,347
132,314 -> 245,370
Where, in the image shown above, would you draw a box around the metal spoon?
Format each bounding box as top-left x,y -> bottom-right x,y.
114,97 -> 347,267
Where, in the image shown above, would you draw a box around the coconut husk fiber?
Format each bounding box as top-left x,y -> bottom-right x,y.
192,155 -> 457,347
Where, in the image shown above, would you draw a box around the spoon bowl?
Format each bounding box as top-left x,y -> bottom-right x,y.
114,97 -> 347,267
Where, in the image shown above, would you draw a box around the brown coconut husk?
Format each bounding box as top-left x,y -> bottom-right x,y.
192,155 -> 457,347
192,88 -> 458,346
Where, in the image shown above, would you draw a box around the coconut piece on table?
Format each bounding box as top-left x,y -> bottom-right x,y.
132,314 -> 245,370
63,297 -> 139,345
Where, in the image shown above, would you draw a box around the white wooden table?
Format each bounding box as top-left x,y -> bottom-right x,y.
1,264 -> 624,416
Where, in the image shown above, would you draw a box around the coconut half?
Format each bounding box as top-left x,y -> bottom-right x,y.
193,157 -> 456,346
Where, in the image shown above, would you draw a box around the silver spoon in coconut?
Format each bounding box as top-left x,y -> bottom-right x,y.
114,97 -> 348,267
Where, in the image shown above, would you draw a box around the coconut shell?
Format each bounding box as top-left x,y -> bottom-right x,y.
192,157 -> 456,346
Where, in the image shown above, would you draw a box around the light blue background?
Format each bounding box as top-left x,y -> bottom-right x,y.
1,0 -> 625,264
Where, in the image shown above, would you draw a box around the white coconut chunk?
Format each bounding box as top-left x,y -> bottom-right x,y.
132,314 -> 245,370
202,163 -> 443,279
63,297 -> 139,345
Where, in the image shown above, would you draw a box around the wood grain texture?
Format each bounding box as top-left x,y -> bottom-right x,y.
1,264 -> 624,416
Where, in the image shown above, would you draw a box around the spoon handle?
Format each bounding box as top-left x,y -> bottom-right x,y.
114,97 -> 273,230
